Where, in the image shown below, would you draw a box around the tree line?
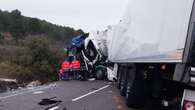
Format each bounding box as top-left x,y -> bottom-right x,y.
0,9 -> 84,83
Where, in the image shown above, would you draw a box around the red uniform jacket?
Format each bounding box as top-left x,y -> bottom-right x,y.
71,60 -> 81,69
60,61 -> 70,74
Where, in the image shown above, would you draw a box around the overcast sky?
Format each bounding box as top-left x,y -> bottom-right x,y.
0,0 -> 128,32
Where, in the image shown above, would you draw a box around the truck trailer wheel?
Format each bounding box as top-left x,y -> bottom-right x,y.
95,69 -> 106,80
119,66 -> 128,96
125,64 -> 146,108
117,65 -> 123,89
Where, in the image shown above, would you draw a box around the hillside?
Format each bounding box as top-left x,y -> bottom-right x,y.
0,9 -> 84,83
0,9 -> 84,43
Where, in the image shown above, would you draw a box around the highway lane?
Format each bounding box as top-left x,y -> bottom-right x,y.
0,81 -> 159,110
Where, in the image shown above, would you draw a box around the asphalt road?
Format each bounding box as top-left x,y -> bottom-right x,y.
0,80 -> 160,110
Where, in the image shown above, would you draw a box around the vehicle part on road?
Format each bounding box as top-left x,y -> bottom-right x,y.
107,67 -> 116,81
38,97 -> 62,106
32,91 -> 44,95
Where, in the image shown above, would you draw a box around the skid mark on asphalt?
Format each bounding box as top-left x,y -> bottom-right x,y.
72,85 -> 110,102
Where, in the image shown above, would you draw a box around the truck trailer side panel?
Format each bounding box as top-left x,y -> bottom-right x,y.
108,0 -> 194,63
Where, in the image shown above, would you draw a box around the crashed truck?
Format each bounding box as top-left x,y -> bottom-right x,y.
107,0 -> 195,109
84,31 -> 118,81
71,32 -> 117,81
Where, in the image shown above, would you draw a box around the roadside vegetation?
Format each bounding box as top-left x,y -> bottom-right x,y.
0,9 -> 84,84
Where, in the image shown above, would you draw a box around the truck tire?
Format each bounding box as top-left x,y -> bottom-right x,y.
119,66 -> 128,96
95,69 -> 105,80
125,64 -> 146,108
117,65 -> 122,89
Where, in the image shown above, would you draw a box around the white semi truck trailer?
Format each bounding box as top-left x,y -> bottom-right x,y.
107,0 -> 195,109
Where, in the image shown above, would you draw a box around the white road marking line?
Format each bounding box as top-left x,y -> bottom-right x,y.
48,106 -> 59,110
72,85 -> 110,102
0,86 -> 51,100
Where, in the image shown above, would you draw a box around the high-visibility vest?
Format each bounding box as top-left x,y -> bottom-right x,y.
61,61 -> 70,70
71,60 -> 81,69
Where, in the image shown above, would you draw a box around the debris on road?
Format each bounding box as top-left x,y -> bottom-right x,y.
38,97 -> 62,106
32,91 -> 44,95
27,80 -> 42,88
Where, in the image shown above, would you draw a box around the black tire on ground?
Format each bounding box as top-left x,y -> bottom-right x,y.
95,69 -> 105,80
125,64 -> 146,108
80,70 -> 88,81
119,65 -> 128,96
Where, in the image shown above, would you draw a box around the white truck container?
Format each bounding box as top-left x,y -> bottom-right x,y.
107,0 -> 195,108
108,0 -> 193,63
